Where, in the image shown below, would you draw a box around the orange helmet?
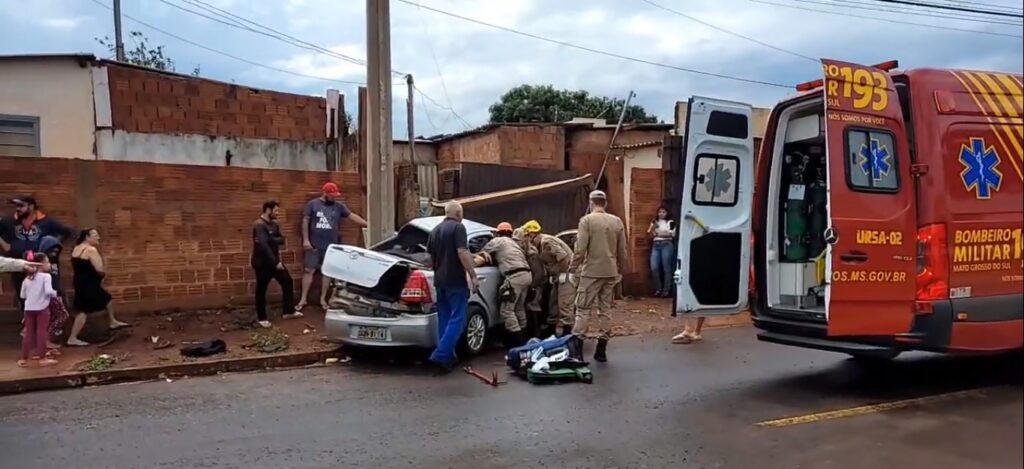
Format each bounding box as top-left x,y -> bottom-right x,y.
496,222 -> 514,233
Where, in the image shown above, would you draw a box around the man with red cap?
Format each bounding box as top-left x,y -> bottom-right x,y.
296,182 -> 367,313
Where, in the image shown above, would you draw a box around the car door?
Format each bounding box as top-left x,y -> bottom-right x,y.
467,233 -> 500,317
674,97 -> 755,315
821,59 -> 916,336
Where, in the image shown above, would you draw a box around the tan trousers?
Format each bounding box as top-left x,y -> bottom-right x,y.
500,271 -> 533,332
573,276 -> 618,339
548,273 -> 578,327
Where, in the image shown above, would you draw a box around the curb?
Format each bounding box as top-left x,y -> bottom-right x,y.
0,347 -> 343,396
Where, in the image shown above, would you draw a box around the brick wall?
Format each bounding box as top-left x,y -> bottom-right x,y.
497,126 -> 563,170
0,155 -> 362,315
106,63 -> 326,142
436,131 -> 501,170
436,125 -> 564,171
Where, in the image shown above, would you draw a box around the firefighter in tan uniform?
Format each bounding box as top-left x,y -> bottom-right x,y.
571,190 -> 628,362
476,222 -> 533,347
521,220 -> 576,337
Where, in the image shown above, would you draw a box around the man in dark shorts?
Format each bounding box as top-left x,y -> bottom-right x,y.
297,182 -> 367,313
426,201 -> 479,372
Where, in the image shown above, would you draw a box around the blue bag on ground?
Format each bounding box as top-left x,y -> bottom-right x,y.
505,335 -> 582,373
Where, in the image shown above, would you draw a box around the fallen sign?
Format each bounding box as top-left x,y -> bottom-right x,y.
463,366 -> 505,387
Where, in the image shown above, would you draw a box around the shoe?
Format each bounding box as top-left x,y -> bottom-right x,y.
428,359 -> 455,376
593,338 -> 608,362
283,312 -> 304,320
560,324 -> 573,337
516,331 -> 528,347
258,320 -> 272,328
672,331 -> 693,344
66,338 -> 90,347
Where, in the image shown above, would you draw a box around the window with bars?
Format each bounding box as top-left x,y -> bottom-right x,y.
0,115 -> 41,157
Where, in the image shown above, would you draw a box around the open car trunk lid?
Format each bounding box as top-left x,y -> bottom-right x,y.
322,244 -> 414,302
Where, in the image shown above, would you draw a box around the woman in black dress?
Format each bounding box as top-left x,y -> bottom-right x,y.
67,228 -> 128,346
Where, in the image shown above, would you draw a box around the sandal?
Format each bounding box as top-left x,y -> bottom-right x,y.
17,359 -> 29,368
671,331 -> 694,344
38,358 -> 59,367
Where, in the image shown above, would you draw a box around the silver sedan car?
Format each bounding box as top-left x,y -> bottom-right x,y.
321,217 -> 503,356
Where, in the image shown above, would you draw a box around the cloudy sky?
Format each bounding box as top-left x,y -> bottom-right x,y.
1,0 -> 1021,136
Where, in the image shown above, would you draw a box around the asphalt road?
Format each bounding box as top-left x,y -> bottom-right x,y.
1,326 -> 1021,469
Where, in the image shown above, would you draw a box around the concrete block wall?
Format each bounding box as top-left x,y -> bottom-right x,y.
106,64 -> 327,142
0,155 -> 362,314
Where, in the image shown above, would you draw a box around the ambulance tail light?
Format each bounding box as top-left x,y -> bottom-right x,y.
400,270 -> 432,304
916,223 -> 949,300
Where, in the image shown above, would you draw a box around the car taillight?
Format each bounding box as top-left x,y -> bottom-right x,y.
400,270 -> 432,304
916,223 -> 949,300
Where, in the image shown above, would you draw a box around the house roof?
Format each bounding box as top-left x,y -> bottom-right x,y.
609,139 -> 664,150
0,53 -> 97,63
425,120 -> 672,143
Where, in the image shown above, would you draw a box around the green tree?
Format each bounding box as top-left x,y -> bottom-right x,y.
488,84 -> 658,124
96,31 -> 181,72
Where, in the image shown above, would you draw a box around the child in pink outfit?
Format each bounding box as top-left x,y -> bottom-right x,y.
19,252 -> 59,367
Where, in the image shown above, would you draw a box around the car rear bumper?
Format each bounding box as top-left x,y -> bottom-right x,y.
324,308 -> 439,348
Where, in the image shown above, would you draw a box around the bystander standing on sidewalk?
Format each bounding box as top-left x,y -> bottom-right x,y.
296,182 -> 368,313
18,252 -> 58,368
426,201 -> 478,373
67,229 -> 129,346
1,195 -> 72,310
251,200 -> 295,328
647,206 -> 676,298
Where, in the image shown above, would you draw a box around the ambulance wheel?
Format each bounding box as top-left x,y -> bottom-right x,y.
460,306 -> 488,357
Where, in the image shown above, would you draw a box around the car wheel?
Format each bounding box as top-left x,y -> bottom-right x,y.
460,306 -> 488,356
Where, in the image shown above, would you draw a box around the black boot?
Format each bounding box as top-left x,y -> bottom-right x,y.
593,338 -> 608,363
560,324 -> 573,337
516,330 -> 528,347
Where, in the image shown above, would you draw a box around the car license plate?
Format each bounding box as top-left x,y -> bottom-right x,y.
355,326 -> 388,341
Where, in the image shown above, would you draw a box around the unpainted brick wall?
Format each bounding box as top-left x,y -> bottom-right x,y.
0,155 -> 363,315
436,131 -> 501,170
106,64 -> 327,142
497,126 -> 564,170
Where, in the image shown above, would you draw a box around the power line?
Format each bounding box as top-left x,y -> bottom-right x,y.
89,0 -> 367,85
748,0 -> 1024,37
168,0 -> 471,127
412,0 -> 471,129
870,0 -> 1024,17
925,0 -> 1022,13
397,0 -> 794,88
638,0 -> 818,61
828,0 -> 1023,25
415,85 -> 474,129
174,0 -> 368,67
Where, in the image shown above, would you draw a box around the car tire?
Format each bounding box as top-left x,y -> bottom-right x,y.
460,305 -> 488,357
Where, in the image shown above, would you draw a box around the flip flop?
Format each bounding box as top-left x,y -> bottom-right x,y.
294,303 -> 307,313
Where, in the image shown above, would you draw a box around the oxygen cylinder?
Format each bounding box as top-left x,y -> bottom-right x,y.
808,165 -> 828,257
783,153 -> 809,262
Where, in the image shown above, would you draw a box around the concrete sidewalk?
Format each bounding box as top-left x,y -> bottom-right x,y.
0,307 -> 340,395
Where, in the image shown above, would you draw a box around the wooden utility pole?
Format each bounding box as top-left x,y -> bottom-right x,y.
365,0 -> 395,245
113,0 -> 125,61
406,74 -> 416,164
396,73 -> 420,226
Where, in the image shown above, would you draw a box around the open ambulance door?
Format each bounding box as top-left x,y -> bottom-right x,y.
821,59 -> 916,337
674,97 -> 754,316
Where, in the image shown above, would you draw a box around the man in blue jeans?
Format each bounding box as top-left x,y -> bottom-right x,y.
426,201 -> 479,372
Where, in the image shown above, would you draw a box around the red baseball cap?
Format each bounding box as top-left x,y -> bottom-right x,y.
322,182 -> 341,196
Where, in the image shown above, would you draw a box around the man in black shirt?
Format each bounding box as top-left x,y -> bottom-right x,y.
251,200 -> 296,328
426,201 -> 479,371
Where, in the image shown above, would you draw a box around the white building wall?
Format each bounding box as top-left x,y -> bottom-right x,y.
0,57 -> 97,158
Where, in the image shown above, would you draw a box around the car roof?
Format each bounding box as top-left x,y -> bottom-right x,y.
407,216 -> 495,236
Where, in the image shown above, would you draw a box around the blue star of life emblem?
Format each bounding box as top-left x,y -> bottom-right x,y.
856,139 -> 892,181
959,137 -> 1002,199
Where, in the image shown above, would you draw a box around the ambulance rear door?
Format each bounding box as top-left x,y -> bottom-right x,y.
821,59 -> 916,336
674,97 -> 755,316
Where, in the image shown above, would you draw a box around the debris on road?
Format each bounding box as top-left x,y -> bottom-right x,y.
250,328 -> 289,353
463,366 -> 505,387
